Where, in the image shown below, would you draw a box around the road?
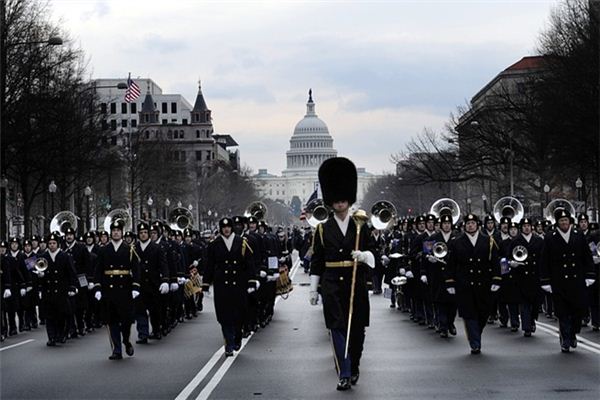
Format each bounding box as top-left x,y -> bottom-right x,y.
1,260 -> 599,400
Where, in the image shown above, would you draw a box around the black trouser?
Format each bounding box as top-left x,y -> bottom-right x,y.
499,302 -> 520,328
543,293 -> 554,316
330,326 -> 366,379
184,295 -> 197,317
6,297 -> 19,334
221,321 -> 242,352
244,292 -> 258,332
109,322 -> 132,355
519,302 -> 536,332
558,314 -> 581,348
436,302 -> 457,333
45,306 -> 67,342
135,290 -> 162,339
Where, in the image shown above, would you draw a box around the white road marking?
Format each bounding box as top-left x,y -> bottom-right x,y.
535,321 -> 600,352
175,256 -> 302,400
0,339 -> 35,352
535,324 -> 600,356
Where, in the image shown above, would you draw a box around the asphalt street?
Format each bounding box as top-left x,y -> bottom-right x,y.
1,260 -> 599,400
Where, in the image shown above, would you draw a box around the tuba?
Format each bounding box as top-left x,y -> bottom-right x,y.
169,207 -> 194,231
244,201 -> 268,221
103,208 -> 132,233
512,245 -> 528,263
430,198 -> 461,224
493,196 -> 524,223
305,198 -> 331,228
370,200 -> 397,230
50,211 -> 78,236
544,198 -> 576,225
35,257 -> 48,272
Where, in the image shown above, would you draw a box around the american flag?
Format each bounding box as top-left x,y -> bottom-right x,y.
124,73 -> 140,103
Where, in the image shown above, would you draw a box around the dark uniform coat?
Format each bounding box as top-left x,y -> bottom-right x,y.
422,231 -> 458,303
310,217 -> 374,330
499,237 -> 520,304
38,251 -> 78,315
204,234 -> 254,325
64,242 -> 91,310
540,228 -> 595,318
508,234 -> 543,305
446,232 -> 501,319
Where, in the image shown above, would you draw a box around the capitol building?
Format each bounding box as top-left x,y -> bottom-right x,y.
252,90 -> 378,207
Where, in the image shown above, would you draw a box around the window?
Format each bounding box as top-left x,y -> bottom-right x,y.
102,120 -> 108,130
122,120 -> 127,128
173,151 -> 179,161
205,151 -> 211,161
145,131 -> 150,139
171,119 -> 177,123
196,130 -> 200,138
171,102 -> 177,113
162,102 -> 168,113
101,103 -> 107,114
110,120 -> 117,130
180,131 -> 184,139
131,103 -> 137,114
167,131 -> 173,139
162,119 -> 168,125
110,103 -> 116,114
180,151 -> 186,161
110,136 -> 117,146
131,119 -> 137,128
121,103 -> 127,114
182,119 -> 188,125
196,151 -> 202,161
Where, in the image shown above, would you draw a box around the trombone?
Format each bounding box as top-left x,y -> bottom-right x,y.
305,198 -> 331,228
168,207 -> 194,231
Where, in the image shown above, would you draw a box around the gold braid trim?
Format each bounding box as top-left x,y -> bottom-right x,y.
318,223 -> 324,247
242,238 -> 253,255
130,244 -> 141,263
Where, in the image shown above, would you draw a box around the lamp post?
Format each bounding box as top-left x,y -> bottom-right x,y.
0,175 -> 7,239
466,198 -> 472,213
177,201 -> 182,208
147,196 -> 153,221
48,180 -> 57,218
575,177 -> 583,202
84,185 -> 92,231
543,184 -> 550,211
164,198 -> 170,220
482,194 -> 488,214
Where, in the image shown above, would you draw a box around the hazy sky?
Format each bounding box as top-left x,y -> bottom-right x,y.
49,0 -> 557,175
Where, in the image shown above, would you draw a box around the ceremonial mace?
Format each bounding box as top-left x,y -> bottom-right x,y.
345,209 -> 369,359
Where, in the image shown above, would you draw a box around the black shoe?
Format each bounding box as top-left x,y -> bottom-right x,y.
336,378 -> 351,391
440,331 -> 448,338
9,329 -> 17,336
593,325 -> 599,332
499,323 -> 507,328
0,335 -> 5,342
470,348 -> 481,355
561,346 -> 570,353
511,327 -> 518,332
350,371 -> 360,385
85,327 -> 93,333
31,323 -> 38,329
234,343 -> 241,351
487,318 -> 495,324
532,322 -> 537,333
449,325 -> 457,336
149,332 -> 162,340
109,352 -> 123,360
571,339 -> 577,349
46,340 -> 57,347
78,329 -> 86,337
389,304 -> 396,308
136,338 -> 148,344
69,331 -> 78,339
225,350 -> 234,357
124,342 -> 134,356
39,321 -> 46,325
59,336 -> 67,344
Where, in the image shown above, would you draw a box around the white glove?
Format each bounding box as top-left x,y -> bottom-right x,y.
20,288 -> 26,297
446,287 -> 455,295
541,285 -> 552,293
593,255 -> 600,265
3,289 -> 11,299
399,268 -> 406,275
508,260 -> 520,268
95,291 -> 102,301
585,279 -> 595,287
38,292 -> 42,299
132,290 -> 140,299
491,284 -> 500,292
68,291 -> 76,297
405,271 -> 414,279
420,275 -> 428,284
259,270 -> 267,278
88,282 -> 95,290
159,282 -> 169,294
192,260 -> 199,267
26,286 -> 33,293
267,275 -> 278,282
381,255 -> 390,266
177,277 -> 186,285
247,287 -> 256,293
309,275 -> 320,306
170,283 -> 179,292
37,271 -> 45,278
426,255 -> 438,263
351,250 -> 369,264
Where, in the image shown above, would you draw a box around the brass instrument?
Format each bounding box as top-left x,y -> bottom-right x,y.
103,208 -> 132,233
512,245 -> 528,263
184,272 -> 202,299
305,198 -> 331,228
50,211 -> 78,236
34,257 -> 49,272
276,266 -> 294,298
493,196 -> 524,223
168,207 -> 194,231
430,198 -> 461,224
244,201 -> 268,221
432,241 -> 448,263
544,198 -> 576,225
370,200 -> 397,230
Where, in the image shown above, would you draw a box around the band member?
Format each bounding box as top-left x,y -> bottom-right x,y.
577,214 -> 600,330
506,218 -> 543,337
135,222 -> 169,343
63,227 -> 92,337
482,215 -> 496,237
409,214 -> 437,327
423,214 -> 458,338
243,216 -> 264,336
5,237 -> 30,335
540,209 -> 596,352
202,217 -> 255,357
21,239 -> 37,330
94,220 -> 141,360
309,157 -> 375,391
446,214 -> 501,354
36,232 -> 78,346
98,230 -> 109,246
83,231 -> 101,330
1,241 -> 12,341
498,221 -> 520,331
183,228 -> 204,317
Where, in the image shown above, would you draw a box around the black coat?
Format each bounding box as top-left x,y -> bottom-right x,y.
499,237 -> 520,303
422,231 -> 458,303
38,251 -> 78,315
540,228 -> 595,318
135,241 -> 169,292
508,234 -> 544,305
310,217 -> 373,330
409,231 -> 435,301
446,233 -> 501,319
204,234 -> 254,325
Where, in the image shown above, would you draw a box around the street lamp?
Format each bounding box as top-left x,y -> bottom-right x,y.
188,204 -> 193,211
543,184 -> 550,210
466,198 -> 472,213
177,201 -> 182,208
84,185 -> 92,231
164,198 -> 170,220
48,180 -> 57,217
575,177 -> 583,202
481,194 -> 488,214
1,176 -> 7,239
147,196 -> 153,221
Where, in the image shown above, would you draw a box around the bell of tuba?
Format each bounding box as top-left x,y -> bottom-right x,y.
544,198 -> 576,225
244,201 -> 268,221
35,257 -> 49,272
305,198 -> 331,228
512,245 -> 528,262
103,208 -> 132,233
430,198 -> 461,224
432,241 -> 448,259
493,196 -> 524,223
370,200 -> 397,230
50,211 -> 78,236
169,207 -> 194,231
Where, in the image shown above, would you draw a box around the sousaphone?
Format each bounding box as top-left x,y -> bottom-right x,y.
544,198 -> 576,225
50,211 -> 78,236
103,208 -> 132,233
493,196 -> 524,223
430,198 -> 461,224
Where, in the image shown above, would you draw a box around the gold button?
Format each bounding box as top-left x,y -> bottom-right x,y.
471,282 -> 474,285
145,269 -> 149,272
145,260 -> 148,264
225,260 -> 229,264
478,283 -> 482,286
477,258 -> 481,262
233,281 -> 237,285
470,269 -> 474,273
478,270 -> 481,274
563,264 -> 567,268
441,267 -> 445,271
233,270 -> 237,274
572,263 -> 575,267
565,275 -> 568,278
525,271 -> 529,275
109,284 -> 113,288
573,274 -> 577,278
469,258 -> 473,262
225,281 -> 229,284
233,261 -> 237,264
339,277 -> 344,281
225,270 -> 228,274
339,249 -> 343,253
